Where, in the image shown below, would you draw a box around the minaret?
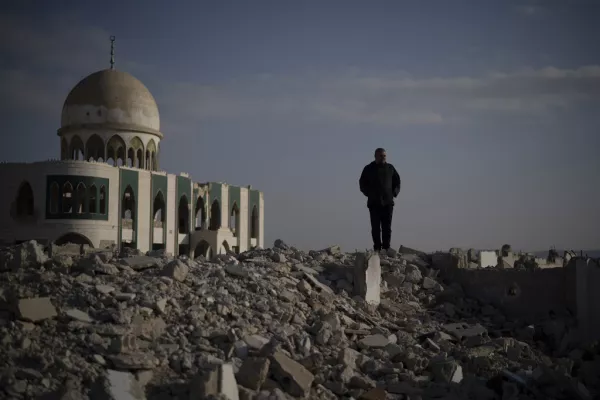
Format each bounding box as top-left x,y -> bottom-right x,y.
110,36 -> 116,70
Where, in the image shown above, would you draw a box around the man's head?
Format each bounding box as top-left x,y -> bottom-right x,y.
374,148 -> 387,164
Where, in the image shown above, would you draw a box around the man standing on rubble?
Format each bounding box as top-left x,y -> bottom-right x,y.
359,148 -> 401,253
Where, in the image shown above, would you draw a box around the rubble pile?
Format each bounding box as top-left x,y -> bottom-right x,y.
0,240 -> 598,400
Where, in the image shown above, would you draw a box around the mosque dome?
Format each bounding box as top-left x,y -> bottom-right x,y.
59,69 -> 162,137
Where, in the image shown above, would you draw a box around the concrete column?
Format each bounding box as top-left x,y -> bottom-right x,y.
165,174 -> 176,255
354,252 -> 381,306
189,180 -> 194,235
221,184 -> 229,229
238,188 -> 249,253
136,171 -> 151,252
258,192 -> 265,249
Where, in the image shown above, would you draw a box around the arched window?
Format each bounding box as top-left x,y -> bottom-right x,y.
70,136 -> 85,160
85,134 -> 105,161
76,183 -> 86,214
209,200 -> 220,230
62,182 -> 73,213
107,135 -> 126,167
153,191 -> 165,224
136,149 -> 143,168
230,202 -> 239,236
194,240 -> 211,259
178,195 -> 189,234
146,139 -> 157,171
126,148 -> 134,167
194,196 -> 206,230
16,181 -> 34,216
49,182 -> 59,214
130,137 -> 144,169
99,186 -> 106,214
122,185 -> 135,221
88,185 -> 97,213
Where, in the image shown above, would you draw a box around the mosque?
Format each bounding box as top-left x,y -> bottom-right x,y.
0,38 -> 264,258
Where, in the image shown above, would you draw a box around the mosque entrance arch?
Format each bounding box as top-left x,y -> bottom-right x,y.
54,232 -> 94,247
194,240 -> 212,259
221,240 -> 230,254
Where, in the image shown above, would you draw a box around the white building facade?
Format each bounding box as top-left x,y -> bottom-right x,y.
0,67 -> 264,258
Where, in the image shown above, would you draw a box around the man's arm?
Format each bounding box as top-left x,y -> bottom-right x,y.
359,166 -> 369,197
392,166 -> 401,197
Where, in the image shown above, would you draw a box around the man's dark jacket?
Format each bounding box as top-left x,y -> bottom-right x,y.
359,161 -> 401,208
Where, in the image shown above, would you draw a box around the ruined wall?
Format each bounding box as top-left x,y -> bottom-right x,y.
0,161 -> 120,247
433,252 -> 573,322
573,258 -> 600,342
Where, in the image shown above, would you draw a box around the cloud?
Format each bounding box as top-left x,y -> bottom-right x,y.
155,65 -> 600,130
1,10 -> 599,132
513,0 -> 551,17
0,11 -> 144,119
0,12 -> 109,74
515,5 -> 544,16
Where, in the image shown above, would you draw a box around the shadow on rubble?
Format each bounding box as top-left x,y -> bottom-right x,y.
423,251 -> 600,397
145,382 -> 189,400
427,251 -> 579,349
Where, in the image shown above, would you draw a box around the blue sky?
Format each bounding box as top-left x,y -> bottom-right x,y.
1,0 -> 599,252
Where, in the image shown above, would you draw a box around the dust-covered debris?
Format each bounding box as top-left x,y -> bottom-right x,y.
0,239 -> 597,399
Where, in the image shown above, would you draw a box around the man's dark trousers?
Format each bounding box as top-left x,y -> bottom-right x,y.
369,204 -> 393,251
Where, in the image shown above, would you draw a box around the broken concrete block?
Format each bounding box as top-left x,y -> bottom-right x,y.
442,322 -> 487,341
243,334 -> 270,351
358,334 -> 389,349
353,252 -> 381,306
121,256 -> 159,271
161,259 -> 189,282
398,245 -> 427,259
15,240 -> 48,269
404,264 -> 422,283
17,297 -> 57,322
269,351 -> 314,397
303,272 -> 334,295
429,358 -> 463,383
338,347 -> 361,369
189,363 -> 239,400
65,308 -> 93,323
91,369 -> 146,400
236,357 -> 270,390
422,276 -> 437,289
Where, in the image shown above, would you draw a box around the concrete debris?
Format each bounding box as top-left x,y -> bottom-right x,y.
0,238 -> 597,400
91,369 -> 147,400
189,363 -> 239,400
353,252 -> 381,306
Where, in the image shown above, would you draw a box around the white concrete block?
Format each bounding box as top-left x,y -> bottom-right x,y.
354,252 -> 381,306
479,251 -> 497,268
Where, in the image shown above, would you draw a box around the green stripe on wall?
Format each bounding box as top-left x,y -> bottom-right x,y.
151,174 -> 168,245
228,186 -> 241,212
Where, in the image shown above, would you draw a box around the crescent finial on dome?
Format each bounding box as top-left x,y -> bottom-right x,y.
110,36 -> 116,70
